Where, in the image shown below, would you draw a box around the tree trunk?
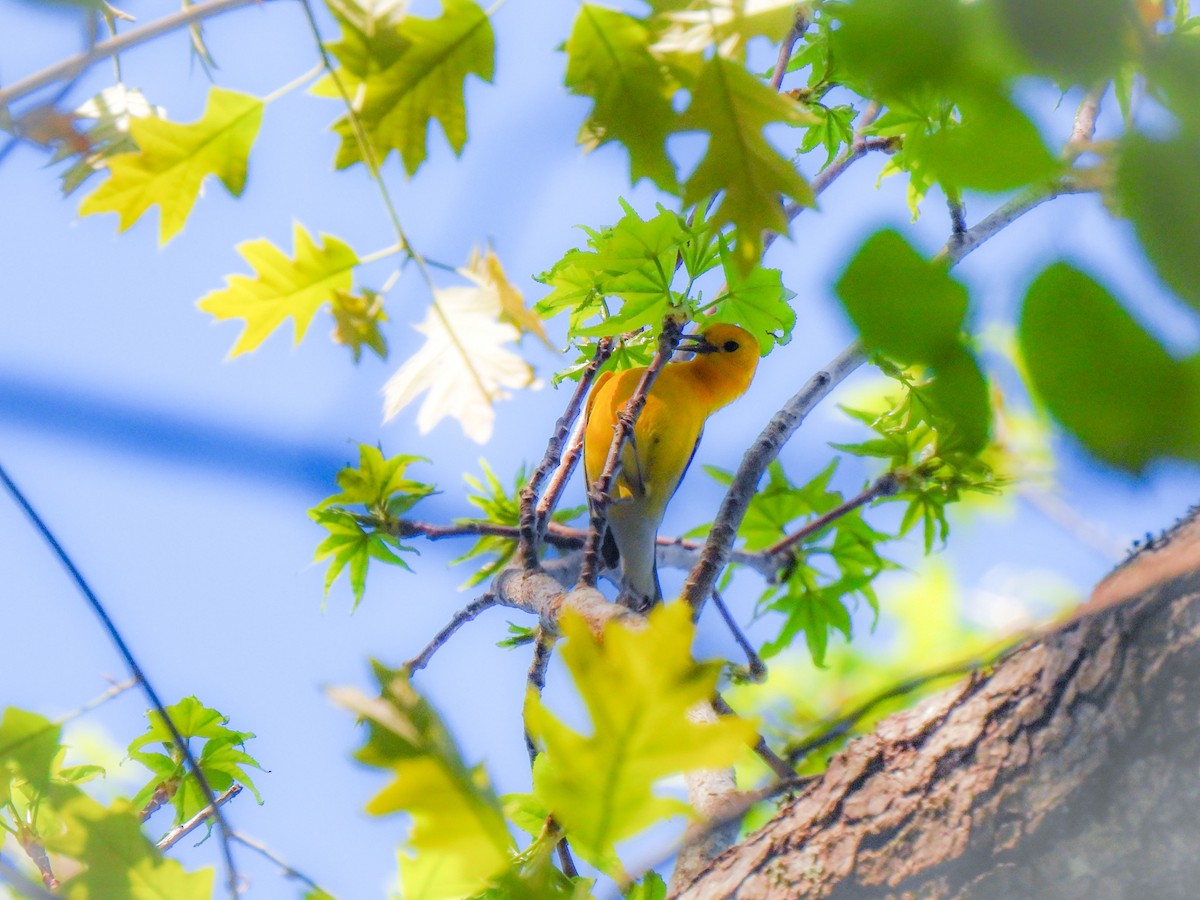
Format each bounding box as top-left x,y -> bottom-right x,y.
676,508 -> 1200,899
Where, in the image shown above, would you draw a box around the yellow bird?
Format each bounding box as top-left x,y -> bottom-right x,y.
583,324 -> 761,610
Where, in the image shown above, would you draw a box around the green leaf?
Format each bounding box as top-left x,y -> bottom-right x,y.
922,344 -> 991,456
995,0 -> 1133,85
331,288 -> 389,362
0,708 -> 60,796
537,203 -> 696,337
128,697 -> 263,825
319,445 -> 436,518
523,603 -> 757,875
835,229 -> 967,363
908,90 -> 1059,193
678,56 -> 814,271
316,0 -> 495,175
1018,262 -> 1200,471
1117,131 -> 1200,312
626,871 -> 667,900
48,793 -> 214,899
330,663 -> 514,900
706,240 -> 795,353
565,5 -> 678,191
78,86 -> 262,243
197,223 -> 360,357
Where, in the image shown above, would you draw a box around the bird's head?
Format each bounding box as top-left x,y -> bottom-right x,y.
679,324 -> 760,404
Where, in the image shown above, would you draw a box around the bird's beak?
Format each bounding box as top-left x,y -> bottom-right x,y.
677,333 -> 718,354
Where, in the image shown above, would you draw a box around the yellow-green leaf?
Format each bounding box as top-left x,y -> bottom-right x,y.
197,223 -> 360,357
678,56 -> 814,271
524,603 -> 757,875
330,664 -> 514,900
316,0 -> 494,175
78,86 -> 262,244
565,5 -> 679,191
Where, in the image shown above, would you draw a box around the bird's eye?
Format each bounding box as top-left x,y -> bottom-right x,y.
723,340 -> 739,352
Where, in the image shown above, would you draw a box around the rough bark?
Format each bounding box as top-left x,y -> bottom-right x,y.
677,507 -> 1200,899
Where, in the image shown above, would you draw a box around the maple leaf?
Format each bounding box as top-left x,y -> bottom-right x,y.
522,603 -> 757,875
78,86 -> 263,243
331,287 -> 389,362
329,664 -> 514,900
316,0 -> 494,175
650,0 -> 797,57
466,247 -> 552,348
565,5 -> 679,191
678,56 -> 814,271
197,223 -> 360,357
382,263 -> 538,444
57,85 -> 164,196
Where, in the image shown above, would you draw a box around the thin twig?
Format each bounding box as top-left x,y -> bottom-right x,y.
709,589 -> 765,682
231,831 -> 336,897
521,630 -> 579,878
1065,85 -> 1105,159
404,593 -> 498,673
0,857 -> 59,900
784,659 -> 990,766
764,472 -> 901,562
711,693 -> 793,780
0,462 -> 240,898
679,343 -> 867,616
518,337 -> 614,570
157,785 -> 243,851
947,192 -> 968,247
578,321 -> 684,591
768,9 -> 809,91
0,0 -> 273,109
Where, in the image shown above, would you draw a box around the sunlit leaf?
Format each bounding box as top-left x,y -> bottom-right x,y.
382,264 -> 539,444
197,223 -> 360,357
316,0 -> 494,175
78,86 -> 262,243
330,664 -> 514,900
679,56 -> 814,271
523,603 -> 757,874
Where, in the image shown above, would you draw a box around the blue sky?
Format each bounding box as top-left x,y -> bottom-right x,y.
2,1 -> 1198,897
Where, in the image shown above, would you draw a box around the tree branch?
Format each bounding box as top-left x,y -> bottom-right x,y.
0,462 -> 240,898
0,0 -> 275,110
519,337 -> 613,570
763,471 -> 901,562
157,785 -> 243,852
231,830 -> 336,897
679,343 -> 867,616
404,593 -> 498,673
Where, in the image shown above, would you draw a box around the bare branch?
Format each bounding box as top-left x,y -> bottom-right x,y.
0,858 -> 59,900
708,589 -> 766,682
404,593 -> 498,673
157,785 -> 243,852
679,343 -> 867,616
519,337 -> 614,570
231,831 -> 335,897
768,9 -> 810,91
0,0 -> 275,110
1066,84 -> 1106,159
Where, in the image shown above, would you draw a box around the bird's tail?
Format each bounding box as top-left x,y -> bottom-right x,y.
606,504 -> 662,613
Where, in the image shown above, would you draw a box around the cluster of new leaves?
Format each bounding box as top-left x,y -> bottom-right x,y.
0,698 -> 260,897
701,460 -> 896,666
836,360 -> 1003,551
453,461 -> 584,588
310,444 -> 437,608
535,201 -> 796,375
565,1 -> 814,268
329,607 -> 737,897
128,697 -> 264,828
